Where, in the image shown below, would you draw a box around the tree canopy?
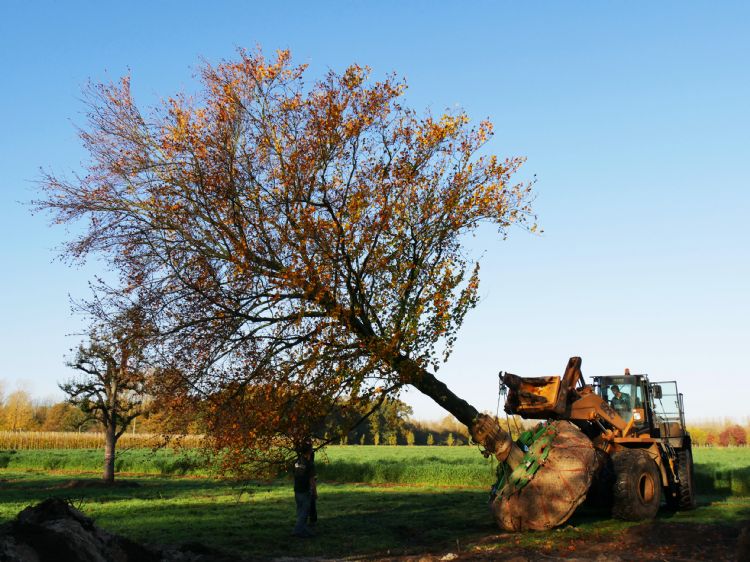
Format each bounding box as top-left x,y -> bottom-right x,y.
38,49 -> 533,473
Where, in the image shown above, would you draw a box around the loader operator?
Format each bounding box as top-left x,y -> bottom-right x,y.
610,385 -> 632,420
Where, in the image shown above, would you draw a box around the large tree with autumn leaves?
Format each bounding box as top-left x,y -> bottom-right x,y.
38,49 -> 534,475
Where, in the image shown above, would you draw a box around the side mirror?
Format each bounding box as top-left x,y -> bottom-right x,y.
651,385 -> 662,400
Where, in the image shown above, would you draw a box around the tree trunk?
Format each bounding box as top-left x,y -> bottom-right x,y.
399,358 -> 523,468
103,424 -> 116,485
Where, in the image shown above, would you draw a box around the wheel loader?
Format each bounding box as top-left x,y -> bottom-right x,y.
498,356 -> 695,523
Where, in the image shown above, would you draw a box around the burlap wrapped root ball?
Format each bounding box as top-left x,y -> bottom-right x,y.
491,420 -> 596,531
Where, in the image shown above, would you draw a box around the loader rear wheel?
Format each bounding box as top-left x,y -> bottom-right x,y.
612,449 -> 661,521
667,447 -> 696,510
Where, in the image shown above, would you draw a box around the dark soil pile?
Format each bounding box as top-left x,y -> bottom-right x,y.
0,498 -> 238,562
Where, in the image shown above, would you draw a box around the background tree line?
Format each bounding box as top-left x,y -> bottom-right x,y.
0,386 -> 164,434
2,382 -> 747,448
0,378 -> 486,445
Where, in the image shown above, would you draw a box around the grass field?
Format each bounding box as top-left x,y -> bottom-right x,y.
2,445 -> 748,493
0,448 -> 212,476
0,446 -> 748,558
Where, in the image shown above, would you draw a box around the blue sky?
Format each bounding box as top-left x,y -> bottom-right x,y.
1,1 -> 748,422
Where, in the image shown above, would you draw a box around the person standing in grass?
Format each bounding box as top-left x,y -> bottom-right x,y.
308,447 -> 317,526
292,441 -> 317,538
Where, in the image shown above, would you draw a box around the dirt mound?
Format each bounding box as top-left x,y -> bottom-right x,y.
0,498 -> 238,562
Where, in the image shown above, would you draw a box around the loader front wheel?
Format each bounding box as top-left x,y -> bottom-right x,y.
612,449 -> 661,521
667,447 -> 696,511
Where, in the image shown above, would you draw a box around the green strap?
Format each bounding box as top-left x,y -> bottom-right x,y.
491,422 -> 559,499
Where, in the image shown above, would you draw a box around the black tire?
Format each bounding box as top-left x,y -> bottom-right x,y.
611,449 -> 662,521
667,447 -> 696,510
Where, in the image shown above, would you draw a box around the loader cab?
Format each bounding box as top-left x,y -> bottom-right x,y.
647,380 -> 689,446
593,375 -> 687,443
593,375 -> 651,430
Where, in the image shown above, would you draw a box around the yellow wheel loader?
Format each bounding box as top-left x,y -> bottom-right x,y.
499,357 -> 695,521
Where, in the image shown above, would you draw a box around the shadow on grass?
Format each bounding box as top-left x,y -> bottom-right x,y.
0,474 -> 495,558
0,473 -> 234,506
108,486 -> 499,558
695,463 -> 750,499
1,472 -> 747,560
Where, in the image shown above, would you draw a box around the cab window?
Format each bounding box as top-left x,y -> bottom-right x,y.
607,384 -> 634,422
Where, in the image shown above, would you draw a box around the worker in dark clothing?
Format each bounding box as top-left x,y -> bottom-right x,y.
292,441 -> 316,538
308,447 -> 317,525
610,384 -> 632,419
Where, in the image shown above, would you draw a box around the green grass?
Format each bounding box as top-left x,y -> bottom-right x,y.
693,447 -> 750,496
0,471 -> 496,558
2,445 -> 748,494
0,446 -> 748,558
0,445 -> 499,485
0,448 -> 211,476
0,469 -> 747,559
318,445 -> 498,486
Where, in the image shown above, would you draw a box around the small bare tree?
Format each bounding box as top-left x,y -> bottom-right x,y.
62,307 -> 151,484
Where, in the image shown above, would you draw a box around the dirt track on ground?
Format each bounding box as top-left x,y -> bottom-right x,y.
376,520 -> 749,562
